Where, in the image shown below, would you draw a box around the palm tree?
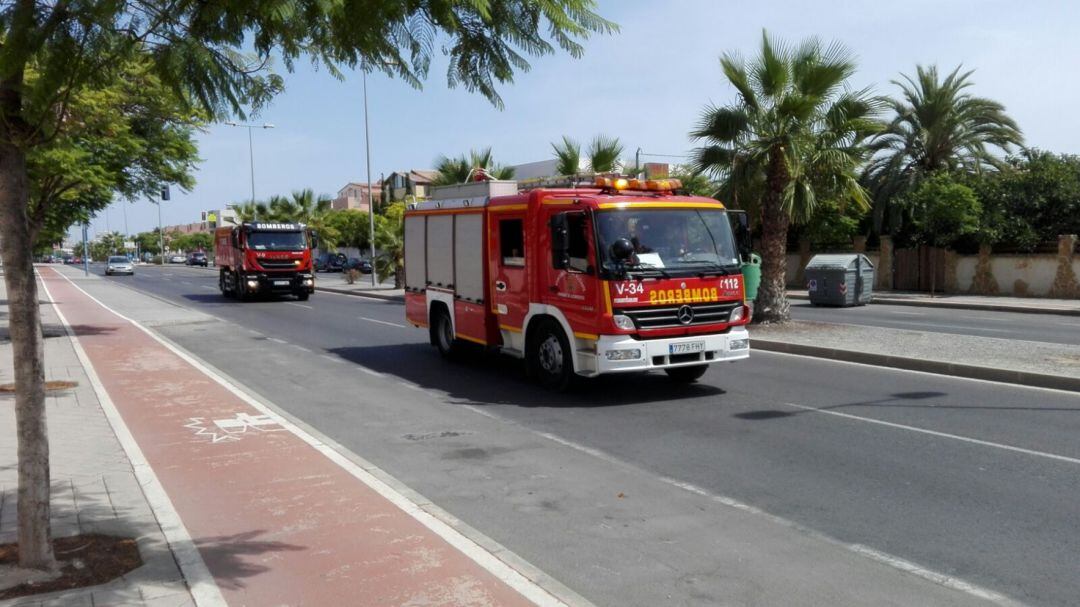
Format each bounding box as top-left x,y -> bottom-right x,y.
232,201 -> 269,222
691,31 -> 884,323
433,148 -> 515,185
552,136 -> 582,175
865,65 -> 1023,233
586,135 -> 623,172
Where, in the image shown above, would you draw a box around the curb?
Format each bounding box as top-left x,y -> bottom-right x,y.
317,285 -> 405,302
751,338 -> 1080,393
788,293 -> 1080,317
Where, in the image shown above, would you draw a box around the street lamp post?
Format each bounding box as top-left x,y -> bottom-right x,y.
361,67 -> 377,287
224,121 -> 275,219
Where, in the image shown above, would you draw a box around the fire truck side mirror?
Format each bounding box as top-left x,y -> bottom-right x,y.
310,230 -> 319,250
610,238 -> 635,262
550,213 -> 570,270
728,210 -> 752,260
230,230 -> 241,249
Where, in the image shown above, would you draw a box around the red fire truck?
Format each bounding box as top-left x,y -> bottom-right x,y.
215,222 -> 317,301
403,177 -> 752,389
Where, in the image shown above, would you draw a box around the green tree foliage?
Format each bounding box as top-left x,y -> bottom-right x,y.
374,202 -> 407,287
433,148 -> 516,185
324,209 -> 373,251
669,165 -> 718,198
865,65 -> 1023,234
552,136 -> 582,176
174,232 -> 213,252
974,150 -> 1080,250
904,173 -> 982,249
586,135 -> 623,173
797,200 -> 867,250
690,31 -> 883,322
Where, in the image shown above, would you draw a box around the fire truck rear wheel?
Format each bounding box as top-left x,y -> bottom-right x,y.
664,364 -> 709,383
528,320 -> 574,391
431,307 -> 460,359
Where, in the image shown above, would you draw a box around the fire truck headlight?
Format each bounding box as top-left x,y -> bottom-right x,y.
729,305 -> 747,324
729,338 -> 750,351
605,348 -> 641,361
246,279 -> 258,289
613,314 -> 635,331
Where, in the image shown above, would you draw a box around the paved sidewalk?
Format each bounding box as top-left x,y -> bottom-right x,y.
0,277 -> 193,606
37,266 -> 548,606
313,274 -> 404,301
752,319 -> 1080,392
789,289 -> 1080,316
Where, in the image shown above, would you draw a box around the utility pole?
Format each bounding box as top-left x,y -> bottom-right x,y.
224,121 -> 275,220
157,186 -> 169,262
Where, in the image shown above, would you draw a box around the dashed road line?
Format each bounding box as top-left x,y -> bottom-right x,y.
267,337 -> 287,345
359,316 -> 406,328
782,401 -> 1080,465
286,302 -> 313,310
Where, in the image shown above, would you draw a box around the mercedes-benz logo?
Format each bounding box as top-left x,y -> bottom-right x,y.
677,305 -> 694,325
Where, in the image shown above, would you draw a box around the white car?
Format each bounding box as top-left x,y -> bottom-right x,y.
169,254 -> 187,264
105,256 -> 135,276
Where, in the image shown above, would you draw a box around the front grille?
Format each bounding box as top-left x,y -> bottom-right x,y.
257,259 -> 299,269
617,302 -> 739,329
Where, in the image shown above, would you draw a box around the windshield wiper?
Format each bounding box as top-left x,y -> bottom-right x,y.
627,263 -> 671,278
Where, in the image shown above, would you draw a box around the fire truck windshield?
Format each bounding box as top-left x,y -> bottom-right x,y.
596,208 -> 740,275
247,231 -> 307,251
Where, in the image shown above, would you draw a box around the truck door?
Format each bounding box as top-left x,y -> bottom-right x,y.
544,210 -> 599,335
491,214 -> 529,333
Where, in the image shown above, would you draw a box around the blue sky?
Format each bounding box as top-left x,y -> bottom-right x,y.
84,0 -> 1080,238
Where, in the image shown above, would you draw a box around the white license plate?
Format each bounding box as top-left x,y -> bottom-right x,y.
669,341 -> 705,355
273,280 -> 289,286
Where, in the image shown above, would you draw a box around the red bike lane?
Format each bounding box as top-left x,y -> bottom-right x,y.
42,268 -> 539,606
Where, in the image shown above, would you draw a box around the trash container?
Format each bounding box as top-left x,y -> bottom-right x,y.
805,254 -> 874,306
741,253 -> 761,302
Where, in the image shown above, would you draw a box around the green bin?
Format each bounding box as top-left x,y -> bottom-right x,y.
741,253 -> 761,302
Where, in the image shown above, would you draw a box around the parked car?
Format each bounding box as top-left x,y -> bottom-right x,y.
314,253 -> 346,272
105,255 -> 135,276
186,252 -> 208,267
61,255 -> 74,265
344,258 -> 373,274
72,256 -> 82,265
169,254 -> 187,264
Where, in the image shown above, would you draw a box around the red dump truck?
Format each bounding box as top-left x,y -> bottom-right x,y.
215,222 -> 316,301
403,177 -> 752,389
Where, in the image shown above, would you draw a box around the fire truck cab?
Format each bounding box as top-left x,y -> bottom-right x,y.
215,222 -> 317,301
404,178 -> 752,389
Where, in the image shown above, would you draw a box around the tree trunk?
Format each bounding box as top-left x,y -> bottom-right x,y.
753,154 -> 792,323
0,141 -> 56,570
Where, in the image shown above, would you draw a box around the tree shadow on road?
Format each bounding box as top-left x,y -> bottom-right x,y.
193,530 -> 306,591
326,343 -> 726,409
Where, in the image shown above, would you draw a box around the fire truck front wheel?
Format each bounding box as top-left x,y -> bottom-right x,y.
528,320 -> 574,391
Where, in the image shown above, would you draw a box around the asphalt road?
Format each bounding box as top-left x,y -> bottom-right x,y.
790,300 -> 1080,345
92,264 -> 1080,606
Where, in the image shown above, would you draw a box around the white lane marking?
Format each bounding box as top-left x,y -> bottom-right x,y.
782,401 -> 1080,465
200,286 -> 215,290
318,289 -> 400,303
360,367 -> 386,378
285,302 -> 313,310
360,316 -> 406,328
482,410 -> 1018,606
161,277 -> 172,282
1057,321 -> 1079,327
40,274 -> 227,607
181,281 -> 193,286
291,345 -> 312,353
756,350 -> 1080,396
267,337 -> 287,344
320,354 -> 344,364
971,316 -> 1011,323
848,544 -> 1013,604
51,269 -> 575,607
887,310 -> 925,316
886,319 -> 1014,333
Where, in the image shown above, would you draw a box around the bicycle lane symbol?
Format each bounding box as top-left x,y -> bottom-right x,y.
184,412 -> 287,444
